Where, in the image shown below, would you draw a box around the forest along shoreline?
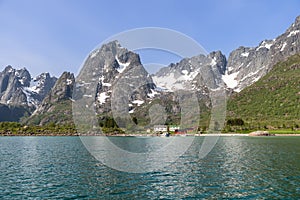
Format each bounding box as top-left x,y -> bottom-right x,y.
1,122 -> 300,136
1,131 -> 300,137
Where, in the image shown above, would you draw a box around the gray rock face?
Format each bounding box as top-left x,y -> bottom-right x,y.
0,66 -> 58,122
30,73 -> 57,101
38,71 -> 74,109
0,66 -> 57,108
48,72 -> 74,102
22,72 -> 58,107
75,40 -> 156,116
225,15 -> 300,92
27,72 -> 75,125
0,66 -> 31,106
31,72 -> 74,120
152,51 -> 227,92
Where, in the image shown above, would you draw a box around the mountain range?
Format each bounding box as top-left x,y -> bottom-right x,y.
1,15 -> 300,131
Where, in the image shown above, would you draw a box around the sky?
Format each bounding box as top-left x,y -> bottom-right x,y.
0,0 -> 299,77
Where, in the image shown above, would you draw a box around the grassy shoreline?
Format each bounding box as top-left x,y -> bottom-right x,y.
1,122 -> 300,136
1,132 -> 300,137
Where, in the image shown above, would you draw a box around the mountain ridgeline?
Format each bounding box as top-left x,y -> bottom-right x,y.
1,16 -> 300,132
0,66 -> 57,122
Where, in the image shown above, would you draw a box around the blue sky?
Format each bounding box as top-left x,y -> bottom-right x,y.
0,0 -> 299,77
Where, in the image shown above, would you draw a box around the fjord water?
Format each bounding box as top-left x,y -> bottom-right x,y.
0,136 -> 299,199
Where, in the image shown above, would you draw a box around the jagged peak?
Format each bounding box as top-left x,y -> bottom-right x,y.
208,50 -> 226,61
100,40 -> 122,51
2,65 -> 30,75
108,40 -> 121,46
34,72 -> 51,80
58,71 -> 74,81
4,65 -> 14,73
21,67 -> 28,71
209,50 -> 224,56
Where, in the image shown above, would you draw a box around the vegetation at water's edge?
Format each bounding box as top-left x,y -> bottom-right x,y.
0,122 -> 77,136
0,120 -> 127,136
222,118 -> 300,134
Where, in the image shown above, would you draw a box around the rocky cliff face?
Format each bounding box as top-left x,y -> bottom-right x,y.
33,72 -> 74,114
0,66 -> 57,108
75,40 -> 156,116
26,72 -> 75,125
28,73 -> 57,101
0,66 -> 58,122
152,51 -> 227,92
0,66 -> 31,106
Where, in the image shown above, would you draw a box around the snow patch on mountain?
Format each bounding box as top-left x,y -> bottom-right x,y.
222,71 -> 239,89
152,72 -> 191,91
256,41 -> 273,51
287,30 -> 299,37
241,52 -> 249,57
66,79 -> 72,85
280,42 -> 287,51
129,109 -> 135,114
147,89 -> 159,98
152,65 -> 203,91
97,92 -> 110,104
152,73 -> 177,91
210,58 -> 217,66
132,99 -> 144,106
115,55 -> 130,73
25,86 -> 40,94
99,75 -> 112,87
22,88 -> 39,107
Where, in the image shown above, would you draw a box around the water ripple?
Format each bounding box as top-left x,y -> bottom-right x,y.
0,136 -> 299,199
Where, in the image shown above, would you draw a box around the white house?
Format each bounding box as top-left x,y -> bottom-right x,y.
153,125 -> 167,132
169,125 -> 180,132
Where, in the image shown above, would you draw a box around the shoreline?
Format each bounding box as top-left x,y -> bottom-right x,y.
1,133 -> 300,137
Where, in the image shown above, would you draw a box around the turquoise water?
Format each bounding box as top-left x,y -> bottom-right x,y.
0,136 -> 299,199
